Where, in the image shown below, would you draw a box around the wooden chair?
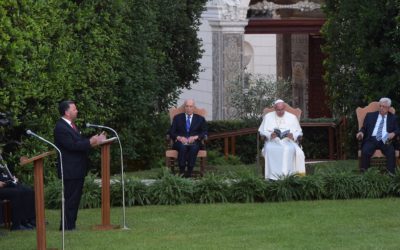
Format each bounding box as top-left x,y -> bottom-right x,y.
356,102 -> 399,170
165,105 -> 207,177
256,104 -> 302,176
0,199 -> 11,229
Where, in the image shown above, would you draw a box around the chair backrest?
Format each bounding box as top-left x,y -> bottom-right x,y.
168,105 -> 207,123
355,102 -> 395,130
262,103 -> 302,121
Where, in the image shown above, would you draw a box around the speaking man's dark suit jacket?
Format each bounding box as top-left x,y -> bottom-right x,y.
54,119 -> 91,179
54,118 -> 91,230
359,111 -> 400,173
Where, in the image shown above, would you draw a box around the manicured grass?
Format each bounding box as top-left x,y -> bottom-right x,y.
2,198 -> 400,249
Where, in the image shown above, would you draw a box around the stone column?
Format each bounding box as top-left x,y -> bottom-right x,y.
206,1 -> 249,120
291,34 -> 309,118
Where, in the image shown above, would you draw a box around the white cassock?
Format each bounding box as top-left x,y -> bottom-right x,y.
258,111 -> 305,180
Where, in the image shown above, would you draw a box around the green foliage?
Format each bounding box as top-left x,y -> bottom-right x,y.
0,0 -> 206,176
356,168 -> 391,198
388,169 -> 400,196
43,164 -> 400,209
111,178 -> 151,206
265,174 -> 302,202
301,127 -> 331,159
193,173 -> 229,203
80,172 -> 101,209
113,0 -> 206,170
228,170 -> 266,203
226,73 -> 292,120
323,172 -> 360,199
148,169 -> 194,205
207,119 -> 260,164
298,174 -> 326,200
44,174 -> 62,209
206,150 -> 242,166
322,0 -> 400,117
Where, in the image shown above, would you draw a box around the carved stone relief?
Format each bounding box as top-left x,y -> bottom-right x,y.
291,34 -> 309,117
212,31 -> 244,120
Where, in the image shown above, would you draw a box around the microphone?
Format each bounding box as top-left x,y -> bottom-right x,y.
86,123 -> 129,230
86,123 -> 107,129
26,129 -> 66,249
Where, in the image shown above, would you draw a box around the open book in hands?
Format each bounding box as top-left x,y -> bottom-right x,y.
273,128 -> 290,139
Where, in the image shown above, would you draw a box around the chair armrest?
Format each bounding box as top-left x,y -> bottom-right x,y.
165,134 -> 174,149
200,135 -> 207,150
357,136 -> 363,150
259,134 -> 268,143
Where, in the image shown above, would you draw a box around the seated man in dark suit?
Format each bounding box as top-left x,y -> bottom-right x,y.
0,161 -> 36,231
169,99 -> 207,177
356,97 -> 400,174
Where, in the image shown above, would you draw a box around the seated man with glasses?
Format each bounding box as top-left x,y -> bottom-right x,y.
169,99 -> 207,178
356,97 -> 400,174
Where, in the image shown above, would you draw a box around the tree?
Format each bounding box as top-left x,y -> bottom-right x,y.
322,0 -> 400,117
0,0 -> 207,173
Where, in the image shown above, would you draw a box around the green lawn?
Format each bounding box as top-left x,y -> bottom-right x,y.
2,198 -> 400,249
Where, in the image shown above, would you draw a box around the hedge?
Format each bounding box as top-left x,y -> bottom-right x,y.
44,168 -> 400,209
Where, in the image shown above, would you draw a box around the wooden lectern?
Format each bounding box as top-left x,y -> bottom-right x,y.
93,137 -> 119,230
20,151 -> 55,250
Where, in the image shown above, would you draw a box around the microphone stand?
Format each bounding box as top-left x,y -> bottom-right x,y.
26,130 -> 65,250
86,123 -> 129,230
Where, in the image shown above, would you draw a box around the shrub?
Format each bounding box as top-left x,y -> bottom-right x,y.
323,172 -> 360,199
388,170 -> 400,196
148,169 -> 194,205
80,172 -> 101,209
298,174 -> 326,200
207,119 -> 260,164
111,178 -> 151,206
207,150 -> 242,166
265,174 -> 302,202
226,73 -> 292,120
356,168 -> 391,198
193,173 -> 229,204
228,170 -> 266,203
44,175 -> 62,209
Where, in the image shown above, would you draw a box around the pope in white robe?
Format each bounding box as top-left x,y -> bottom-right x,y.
258,100 -> 305,180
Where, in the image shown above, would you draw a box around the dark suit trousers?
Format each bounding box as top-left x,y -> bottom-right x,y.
361,137 -> 396,174
62,178 -> 84,230
174,142 -> 200,176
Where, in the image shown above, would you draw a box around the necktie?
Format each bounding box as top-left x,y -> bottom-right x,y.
71,122 -> 78,132
376,115 -> 384,141
186,115 -> 191,135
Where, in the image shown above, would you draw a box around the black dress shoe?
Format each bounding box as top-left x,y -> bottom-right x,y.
28,219 -> 37,227
21,222 -> 35,229
10,224 -> 33,231
59,225 -> 76,231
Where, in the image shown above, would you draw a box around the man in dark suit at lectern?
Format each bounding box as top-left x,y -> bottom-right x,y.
356,97 -> 400,174
54,100 -> 105,230
169,99 -> 207,178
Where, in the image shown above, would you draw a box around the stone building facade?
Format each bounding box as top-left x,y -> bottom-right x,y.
178,0 -> 330,120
